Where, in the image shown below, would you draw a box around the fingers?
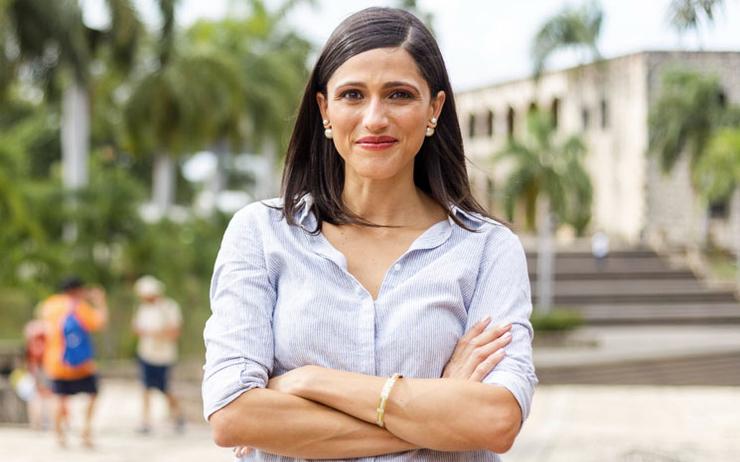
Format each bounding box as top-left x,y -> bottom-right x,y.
233,446 -> 252,458
460,316 -> 492,344
466,329 -> 512,381
469,349 -> 506,382
469,322 -> 512,348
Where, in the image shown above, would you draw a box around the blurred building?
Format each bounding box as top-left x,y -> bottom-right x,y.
457,51 -> 740,250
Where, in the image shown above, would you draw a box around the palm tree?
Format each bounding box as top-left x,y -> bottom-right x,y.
496,111 -> 593,313
184,0 -> 312,202
693,127 -> 740,291
667,0 -> 725,44
648,69 -> 726,247
3,0 -> 140,190
531,0 -> 603,78
124,0 -> 245,217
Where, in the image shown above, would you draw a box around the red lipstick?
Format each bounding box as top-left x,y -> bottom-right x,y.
356,135 -> 398,151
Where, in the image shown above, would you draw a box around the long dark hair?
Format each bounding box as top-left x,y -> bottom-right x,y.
280,7 -> 490,232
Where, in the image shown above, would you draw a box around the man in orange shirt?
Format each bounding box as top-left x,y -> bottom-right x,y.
39,276 -> 108,448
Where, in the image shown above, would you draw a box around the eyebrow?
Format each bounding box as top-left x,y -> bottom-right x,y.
333,81 -> 422,92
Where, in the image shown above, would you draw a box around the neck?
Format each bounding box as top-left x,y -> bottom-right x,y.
341,172 -> 438,227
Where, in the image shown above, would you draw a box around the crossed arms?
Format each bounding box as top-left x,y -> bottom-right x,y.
208,320 -> 524,458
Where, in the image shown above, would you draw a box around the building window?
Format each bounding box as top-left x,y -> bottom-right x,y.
581,107 -> 590,130
551,98 -> 560,129
507,107 -> 515,138
468,113 -> 476,138
709,199 -> 729,219
600,99 -> 609,129
486,110 -> 494,137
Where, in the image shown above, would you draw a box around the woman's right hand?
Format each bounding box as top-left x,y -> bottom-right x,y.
442,317 -> 512,382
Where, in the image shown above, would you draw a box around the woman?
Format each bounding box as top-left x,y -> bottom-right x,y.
203,7 -> 537,461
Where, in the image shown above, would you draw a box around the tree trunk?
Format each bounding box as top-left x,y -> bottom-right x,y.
259,138 -> 279,199
153,153 -> 176,218
733,188 -> 740,294
61,81 -> 90,190
536,195 -> 554,314
61,81 -> 90,241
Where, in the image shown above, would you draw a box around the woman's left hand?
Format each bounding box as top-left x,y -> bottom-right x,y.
442,317 -> 512,381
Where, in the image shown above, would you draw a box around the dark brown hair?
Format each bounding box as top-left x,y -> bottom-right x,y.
280,7 -> 490,232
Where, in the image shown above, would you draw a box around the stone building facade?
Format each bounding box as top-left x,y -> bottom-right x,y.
456,51 -> 740,250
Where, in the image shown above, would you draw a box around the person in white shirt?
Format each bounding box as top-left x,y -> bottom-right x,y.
132,275 -> 185,434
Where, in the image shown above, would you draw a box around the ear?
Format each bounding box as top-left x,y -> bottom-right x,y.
316,92 -> 329,122
430,90 -> 446,120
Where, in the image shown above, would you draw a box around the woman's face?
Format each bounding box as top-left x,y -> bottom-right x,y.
317,47 -> 445,183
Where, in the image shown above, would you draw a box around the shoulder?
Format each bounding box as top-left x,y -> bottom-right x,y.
163,297 -> 181,313
453,209 -> 521,246
452,210 -> 527,265
39,294 -> 67,315
224,198 -> 287,236
230,198 -> 284,224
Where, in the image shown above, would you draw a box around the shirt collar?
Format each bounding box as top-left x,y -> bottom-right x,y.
449,204 -> 489,230
295,193 -> 314,227
295,193 -> 488,231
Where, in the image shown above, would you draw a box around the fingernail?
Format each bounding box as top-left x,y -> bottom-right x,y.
502,332 -> 512,340
481,316 -> 492,325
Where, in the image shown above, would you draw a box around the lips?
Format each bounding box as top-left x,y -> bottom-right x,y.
356,136 -> 398,151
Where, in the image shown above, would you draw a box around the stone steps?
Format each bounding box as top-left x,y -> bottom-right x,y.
536,351 -> 740,386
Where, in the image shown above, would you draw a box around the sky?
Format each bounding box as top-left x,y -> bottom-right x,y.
82,0 -> 740,91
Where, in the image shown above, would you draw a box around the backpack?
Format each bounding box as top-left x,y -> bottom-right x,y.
61,302 -> 94,367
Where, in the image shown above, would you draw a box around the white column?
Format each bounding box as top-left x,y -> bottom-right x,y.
153,153 -> 176,217
61,82 -> 90,190
537,195 -> 554,314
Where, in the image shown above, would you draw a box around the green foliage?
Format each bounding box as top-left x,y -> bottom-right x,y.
668,0 -> 725,35
694,127 -> 740,201
530,308 -> 584,332
531,0 -> 603,76
648,69 -> 726,176
0,0 -> 314,360
185,1 -> 312,154
495,111 -> 593,234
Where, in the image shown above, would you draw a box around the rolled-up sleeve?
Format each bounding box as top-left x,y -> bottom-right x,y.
202,204 -> 277,420
467,227 -> 538,421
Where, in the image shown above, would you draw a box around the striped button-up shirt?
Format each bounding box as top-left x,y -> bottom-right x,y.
203,195 -> 537,462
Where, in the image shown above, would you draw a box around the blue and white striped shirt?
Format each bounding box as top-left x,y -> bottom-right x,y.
203,195 -> 537,461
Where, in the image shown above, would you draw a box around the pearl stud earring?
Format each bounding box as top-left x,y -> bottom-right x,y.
425,116 -> 438,137
322,119 -> 333,139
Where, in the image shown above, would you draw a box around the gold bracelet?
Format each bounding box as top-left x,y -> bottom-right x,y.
376,373 -> 403,428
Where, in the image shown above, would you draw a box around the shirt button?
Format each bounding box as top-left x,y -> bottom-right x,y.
393,263 -> 402,271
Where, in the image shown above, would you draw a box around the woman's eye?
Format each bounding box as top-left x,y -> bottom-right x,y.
390,90 -> 413,99
339,90 -> 362,100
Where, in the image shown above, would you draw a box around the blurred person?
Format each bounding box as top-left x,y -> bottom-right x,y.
592,230 -> 610,271
132,275 -> 185,434
38,276 -> 108,448
204,7 -> 536,461
22,319 -> 52,430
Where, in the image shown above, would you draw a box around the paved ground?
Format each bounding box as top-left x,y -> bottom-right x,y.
507,385 -> 740,462
0,379 -> 228,462
1,379 -> 739,462
533,325 -> 740,368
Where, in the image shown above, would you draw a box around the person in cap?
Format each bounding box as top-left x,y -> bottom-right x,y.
38,276 -> 108,448
132,275 -> 185,434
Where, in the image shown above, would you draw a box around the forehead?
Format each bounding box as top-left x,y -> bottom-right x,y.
327,47 -> 429,91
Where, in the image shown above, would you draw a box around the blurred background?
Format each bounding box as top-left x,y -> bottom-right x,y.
1,0 -> 739,461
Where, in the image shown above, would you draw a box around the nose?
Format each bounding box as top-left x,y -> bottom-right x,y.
363,97 -> 389,132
